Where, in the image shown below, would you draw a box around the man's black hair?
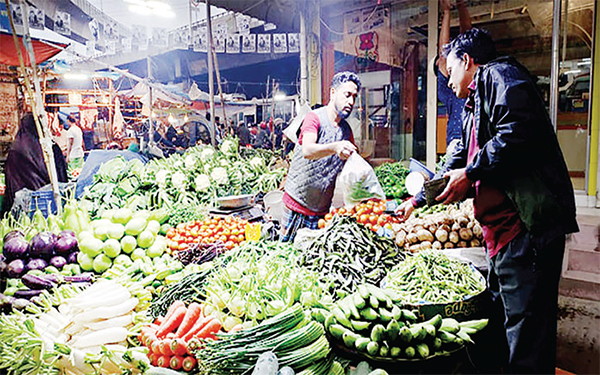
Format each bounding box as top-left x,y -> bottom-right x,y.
331,71 -> 361,91
67,115 -> 76,123
442,28 -> 497,65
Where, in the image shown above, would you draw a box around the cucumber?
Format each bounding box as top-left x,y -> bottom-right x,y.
324,314 -> 336,329
366,283 -> 387,302
456,328 -> 474,344
423,314 -> 443,330
409,325 -> 427,342
360,307 -> 379,321
385,320 -> 400,341
337,299 -> 352,319
401,309 -> 418,323
423,323 -> 437,338
329,324 -> 349,340
458,319 -> 489,333
404,346 -> 416,359
390,347 -> 401,358
351,320 -> 371,332
416,343 -> 430,358
391,305 -> 402,321
332,307 -> 352,329
358,284 -> 370,299
342,331 -> 358,348
398,326 -> 412,343
437,330 -> 458,344
440,318 -> 460,334
370,324 -> 385,342
368,370 -> 389,375
311,308 -> 328,323
432,337 -> 442,350
345,296 -> 362,320
355,337 -> 370,352
368,295 -> 379,309
366,341 -> 380,356
379,308 -> 394,323
353,293 -> 366,309
379,344 -> 389,357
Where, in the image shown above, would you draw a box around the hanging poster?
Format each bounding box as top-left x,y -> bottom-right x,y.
288,33 -> 299,53
226,34 -> 240,54
171,29 -> 188,48
11,4 -> 24,27
214,34 -> 225,53
89,19 -> 100,42
152,27 -> 167,48
86,40 -> 95,56
242,34 -> 256,53
215,22 -> 227,36
106,40 -> 116,55
273,33 -> 287,53
104,20 -> 118,40
28,6 -> 44,30
193,26 -> 207,52
257,34 -> 270,54
132,25 -> 147,50
236,14 -> 250,35
54,11 -> 70,36
122,37 -> 132,52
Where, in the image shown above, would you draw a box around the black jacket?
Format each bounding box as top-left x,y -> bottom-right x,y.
418,56 -> 578,247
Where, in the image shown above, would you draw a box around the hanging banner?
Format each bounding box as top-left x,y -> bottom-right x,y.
215,22 -> 227,36
132,25 -> 147,50
86,40 -> 95,56
28,6 -> 44,30
273,33 -> 287,53
242,34 -> 256,53
54,11 -> 70,36
214,34 -> 225,53
89,19 -> 100,42
257,34 -> 270,54
193,26 -> 207,52
288,33 -> 299,53
226,34 -> 240,54
122,37 -> 131,52
152,27 -> 167,48
236,14 -> 250,35
104,20 -> 118,40
171,28 -> 188,49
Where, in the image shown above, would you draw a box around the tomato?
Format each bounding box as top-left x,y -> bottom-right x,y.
338,207 -> 347,215
324,213 -> 333,221
369,215 -> 378,225
225,241 -> 234,250
365,223 -> 373,230
318,219 -> 326,229
359,214 -> 369,224
377,216 -> 387,226
372,206 -> 383,215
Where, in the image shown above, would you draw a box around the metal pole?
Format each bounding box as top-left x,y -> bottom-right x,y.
426,0 -> 438,170
188,0 -> 193,49
550,0 -> 562,131
147,56 -> 154,144
299,8 -> 308,104
206,0 -> 216,145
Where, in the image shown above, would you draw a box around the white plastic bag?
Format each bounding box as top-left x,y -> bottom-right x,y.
337,152 -> 385,207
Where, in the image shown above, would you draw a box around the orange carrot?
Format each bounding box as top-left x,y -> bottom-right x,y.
157,355 -> 171,368
182,316 -> 211,342
170,355 -> 185,370
159,338 -> 173,356
194,319 -> 222,341
182,356 -> 197,372
163,301 -> 185,322
157,306 -> 187,337
175,303 -> 203,338
170,338 -> 188,356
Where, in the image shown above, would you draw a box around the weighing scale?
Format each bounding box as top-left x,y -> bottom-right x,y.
209,204 -> 266,222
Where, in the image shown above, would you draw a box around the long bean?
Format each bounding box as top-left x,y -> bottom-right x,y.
383,250 -> 486,304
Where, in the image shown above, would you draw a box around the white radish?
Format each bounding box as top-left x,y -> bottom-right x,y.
68,287 -> 131,310
83,314 -> 133,331
84,298 -> 138,321
70,327 -> 130,349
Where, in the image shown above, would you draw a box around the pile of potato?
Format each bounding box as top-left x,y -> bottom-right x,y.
391,200 -> 484,252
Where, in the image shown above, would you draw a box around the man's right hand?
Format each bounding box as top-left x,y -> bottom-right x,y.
394,199 -> 415,220
334,140 -> 357,160
441,0 -> 451,11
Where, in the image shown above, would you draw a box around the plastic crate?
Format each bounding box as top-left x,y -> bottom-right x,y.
29,190 -> 58,218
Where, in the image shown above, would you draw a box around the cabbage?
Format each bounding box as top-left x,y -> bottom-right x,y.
194,174 -> 211,192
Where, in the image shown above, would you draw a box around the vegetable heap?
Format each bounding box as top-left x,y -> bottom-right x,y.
324,283 -> 489,360
383,250 -> 486,305
166,216 -> 250,253
320,199 -> 401,232
373,162 -> 410,200
300,216 -> 404,296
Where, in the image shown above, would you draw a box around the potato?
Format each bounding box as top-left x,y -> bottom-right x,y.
416,229 -> 435,242
459,228 -> 474,241
406,232 -> 419,244
472,224 -> 483,238
395,230 -> 407,247
432,241 -> 443,250
440,224 -> 451,232
458,241 -> 468,248
449,231 -> 459,244
467,220 -> 474,229
470,239 -> 481,247
420,241 -> 432,249
444,241 -> 455,249
391,223 -> 403,232
451,222 -> 461,232
409,244 -> 422,253
457,216 -> 470,228
435,228 -> 449,243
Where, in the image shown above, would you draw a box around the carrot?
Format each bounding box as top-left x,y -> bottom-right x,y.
175,302 -> 203,338
163,300 -> 185,322
194,318 -> 222,341
156,306 -> 187,337
159,339 -> 173,356
157,355 -> 171,368
170,355 -> 184,370
182,356 -> 197,372
149,352 -> 160,367
170,338 -> 188,356
181,316 -> 211,342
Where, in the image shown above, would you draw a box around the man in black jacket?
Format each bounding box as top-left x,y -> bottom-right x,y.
397,29 -> 578,374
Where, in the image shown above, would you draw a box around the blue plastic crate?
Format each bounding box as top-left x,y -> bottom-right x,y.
29,190 -> 57,218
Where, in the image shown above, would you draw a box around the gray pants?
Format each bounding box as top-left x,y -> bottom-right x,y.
488,231 -> 565,374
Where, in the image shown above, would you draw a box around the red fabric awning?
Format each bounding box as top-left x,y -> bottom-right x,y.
0,32 -> 66,67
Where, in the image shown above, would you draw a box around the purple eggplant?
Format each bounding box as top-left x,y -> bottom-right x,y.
22,274 -> 57,290
3,237 -> 29,261
49,255 -> 67,269
28,232 -> 57,259
64,272 -> 94,283
3,230 -> 24,243
14,289 -> 44,299
25,258 -> 48,272
58,230 -> 76,239
6,259 -> 25,278
67,251 -> 79,264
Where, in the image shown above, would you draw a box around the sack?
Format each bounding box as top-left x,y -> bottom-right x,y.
337,153 -> 385,207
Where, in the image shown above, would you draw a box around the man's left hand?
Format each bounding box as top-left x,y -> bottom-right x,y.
436,168 -> 472,204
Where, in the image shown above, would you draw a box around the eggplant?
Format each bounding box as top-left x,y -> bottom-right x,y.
22,274 -> 56,290
64,272 -> 94,283
54,235 -> 78,256
50,255 -> 67,269
14,289 -> 44,299
25,258 -> 48,272
58,230 -> 76,239
67,251 -> 79,264
0,258 -> 7,278
3,237 -> 29,260
3,230 -> 24,243
28,232 -> 57,259
6,259 -> 25,278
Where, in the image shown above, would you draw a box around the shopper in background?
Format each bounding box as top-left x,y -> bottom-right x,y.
396,29 -> 578,374
237,121 -> 251,147
437,0 -> 471,152
253,122 -> 272,150
2,113 -> 68,215
281,71 -> 360,242
65,115 -> 85,175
